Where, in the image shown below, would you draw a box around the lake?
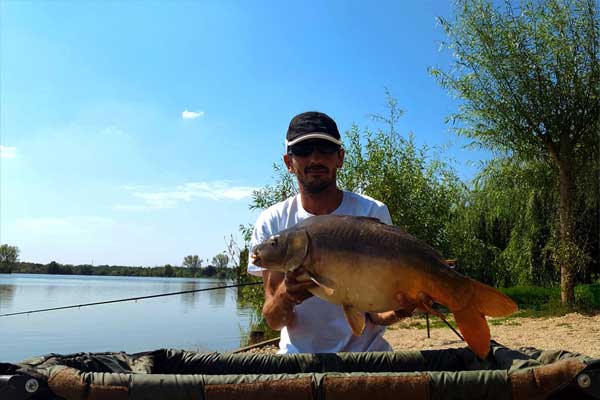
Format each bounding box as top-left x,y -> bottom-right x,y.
0,273 -> 258,363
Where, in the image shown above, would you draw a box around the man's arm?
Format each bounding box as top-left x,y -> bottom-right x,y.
367,309 -> 414,326
262,268 -> 318,330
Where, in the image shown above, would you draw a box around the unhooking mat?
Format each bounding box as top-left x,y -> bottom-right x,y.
1,341 -> 599,400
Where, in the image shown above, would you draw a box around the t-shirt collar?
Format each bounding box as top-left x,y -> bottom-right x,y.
297,191 -> 347,218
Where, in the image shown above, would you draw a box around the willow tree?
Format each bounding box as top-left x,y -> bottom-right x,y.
432,0 -> 600,305
0,244 -> 20,273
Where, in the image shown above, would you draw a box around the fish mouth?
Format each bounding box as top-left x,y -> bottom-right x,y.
250,252 -> 262,266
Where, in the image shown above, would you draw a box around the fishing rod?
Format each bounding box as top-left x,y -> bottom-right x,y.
424,309 -> 465,342
439,316 -> 465,341
0,281 -> 263,317
0,279 -> 464,343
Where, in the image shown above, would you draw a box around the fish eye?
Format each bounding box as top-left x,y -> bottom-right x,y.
270,235 -> 279,246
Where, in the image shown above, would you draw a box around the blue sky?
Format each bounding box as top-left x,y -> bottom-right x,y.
1,1 -> 488,266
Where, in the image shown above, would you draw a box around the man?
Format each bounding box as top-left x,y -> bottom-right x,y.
248,111 -> 415,354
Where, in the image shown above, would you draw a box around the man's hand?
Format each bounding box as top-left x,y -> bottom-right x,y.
262,268 -> 318,330
368,292 -> 417,326
392,292 -> 417,318
280,267 -> 318,305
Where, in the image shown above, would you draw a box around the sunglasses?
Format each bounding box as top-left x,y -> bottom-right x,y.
287,141 -> 341,157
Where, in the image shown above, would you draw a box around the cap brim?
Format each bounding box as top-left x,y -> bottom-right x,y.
286,133 -> 342,147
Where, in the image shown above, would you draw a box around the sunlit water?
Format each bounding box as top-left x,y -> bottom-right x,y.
0,274 -> 257,363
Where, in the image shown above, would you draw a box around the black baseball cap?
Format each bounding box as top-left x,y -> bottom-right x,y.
285,111 -> 342,147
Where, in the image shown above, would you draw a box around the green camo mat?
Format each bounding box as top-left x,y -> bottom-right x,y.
1,342 -> 599,400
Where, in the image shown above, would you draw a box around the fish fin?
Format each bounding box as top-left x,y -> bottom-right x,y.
470,279 -> 518,317
307,272 -> 335,296
310,277 -> 335,296
453,306 -> 491,359
351,216 -> 386,224
343,305 -> 365,336
450,279 -> 518,359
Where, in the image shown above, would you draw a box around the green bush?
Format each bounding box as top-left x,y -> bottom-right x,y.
575,284 -> 600,311
500,286 -> 559,310
501,284 -> 600,312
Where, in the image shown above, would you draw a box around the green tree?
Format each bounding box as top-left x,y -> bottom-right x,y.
163,264 -> 175,277
251,163 -> 297,210
446,157 -> 560,287
202,265 -> 217,277
183,255 -> 201,268
182,255 -> 201,276
337,94 -> 464,254
432,0 -> 600,305
225,230 -> 251,282
47,261 -> 61,274
212,253 -> 229,269
0,244 -> 19,273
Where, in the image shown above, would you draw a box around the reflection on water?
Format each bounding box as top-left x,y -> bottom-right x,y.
0,274 -> 256,363
208,282 -> 227,307
44,280 -> 61,300
180,281 -> 199,308
0,283 -> 16,312
178,280 -> 229,309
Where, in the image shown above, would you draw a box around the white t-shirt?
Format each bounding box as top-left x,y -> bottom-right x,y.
248,191 -> 394,354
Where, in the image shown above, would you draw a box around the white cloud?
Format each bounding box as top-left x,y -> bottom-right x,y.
115,181 -> 257,210
0,145 -> 16,159
181,182 -> 256,200
181,110 -> 204,120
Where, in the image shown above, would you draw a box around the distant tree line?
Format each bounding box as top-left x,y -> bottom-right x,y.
9,260 -> 238,280
0,246 -> 239,280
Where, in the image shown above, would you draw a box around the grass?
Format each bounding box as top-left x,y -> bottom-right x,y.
490,318 -> 521,326
555,322 -> 572,328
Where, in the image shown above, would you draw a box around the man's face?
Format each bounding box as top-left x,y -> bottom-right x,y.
283,139 -> 344,194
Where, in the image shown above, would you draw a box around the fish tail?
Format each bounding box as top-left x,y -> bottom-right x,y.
469,278 -> 518,317
452,306 -> 491,359
452,279 -> 518,359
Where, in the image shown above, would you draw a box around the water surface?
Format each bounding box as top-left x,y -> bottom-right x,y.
0,274 -> 256,362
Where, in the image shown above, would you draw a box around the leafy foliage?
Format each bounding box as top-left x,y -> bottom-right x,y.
251,163 -> 297,211
501,283 -> 600,311
432,0 -> 600,304
446,157 -> 559,286
338,94 -> 464,255
212,253 -> 229,269
182,255 -> 202,277
432,0 -> 599,156
0,244 -> 20,273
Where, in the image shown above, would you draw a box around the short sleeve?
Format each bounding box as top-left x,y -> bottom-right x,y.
247,210 -> 277,277
374,203 -> 393,225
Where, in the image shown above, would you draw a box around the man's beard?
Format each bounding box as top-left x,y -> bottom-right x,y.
300,179 -> 332,194
298,166 -> 335,194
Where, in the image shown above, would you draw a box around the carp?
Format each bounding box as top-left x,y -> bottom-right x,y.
250,215 -> 517,359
